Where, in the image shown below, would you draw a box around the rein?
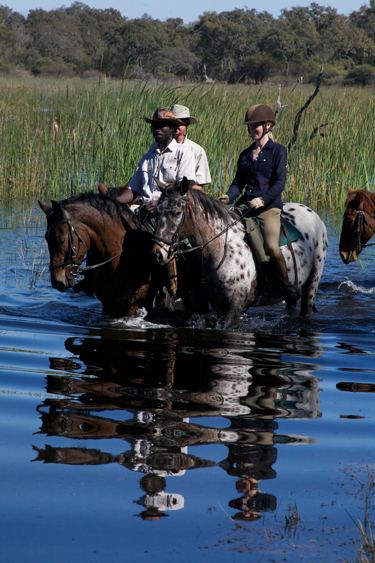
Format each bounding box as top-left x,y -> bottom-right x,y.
152,196 -> 251,259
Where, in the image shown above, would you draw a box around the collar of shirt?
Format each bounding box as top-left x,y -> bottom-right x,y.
150,138 -> 178,155
249,138 -> 275,152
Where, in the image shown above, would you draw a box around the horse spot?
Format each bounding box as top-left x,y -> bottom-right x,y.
315,241 -> 319,248
240,273 -> 244,279
289,208 -> 295,211
307,208 -> 312,212
305,233 -> 310,240
241,264 -> 244,270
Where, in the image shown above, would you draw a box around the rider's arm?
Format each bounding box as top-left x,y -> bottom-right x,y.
116,188 -> 137,204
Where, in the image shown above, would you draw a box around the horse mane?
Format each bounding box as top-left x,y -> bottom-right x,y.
58,191 -> 140,227
188,189 -> 229,221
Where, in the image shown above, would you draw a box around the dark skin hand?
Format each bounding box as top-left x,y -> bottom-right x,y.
117,122 -> 174,209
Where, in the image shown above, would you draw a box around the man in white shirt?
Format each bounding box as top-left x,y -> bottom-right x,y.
117,108 -> 196,211
170,104 -> 211,190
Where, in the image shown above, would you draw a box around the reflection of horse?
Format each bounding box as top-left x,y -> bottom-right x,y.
339,188 -> 375,264
151,179 -> 328,327
39,192 -> 206,318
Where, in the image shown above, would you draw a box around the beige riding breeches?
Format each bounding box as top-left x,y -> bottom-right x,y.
257,207 -> 281,259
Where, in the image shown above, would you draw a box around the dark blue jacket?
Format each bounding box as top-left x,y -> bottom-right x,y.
226,138 -> 287,212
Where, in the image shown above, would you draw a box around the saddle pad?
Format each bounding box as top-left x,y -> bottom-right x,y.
279,217 -> 303,246
252,216 -> 303,247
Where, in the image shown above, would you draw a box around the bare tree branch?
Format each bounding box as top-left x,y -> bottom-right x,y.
288,63 -> 324,151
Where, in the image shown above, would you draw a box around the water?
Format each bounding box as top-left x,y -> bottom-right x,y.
1,202 -> 375,563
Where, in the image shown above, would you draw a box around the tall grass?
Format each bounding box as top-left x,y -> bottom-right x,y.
0,75 -> 373,209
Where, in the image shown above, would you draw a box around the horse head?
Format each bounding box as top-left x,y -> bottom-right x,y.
151,177 -> 195,266
339,188 -> 375,264
39,199 -> 89,291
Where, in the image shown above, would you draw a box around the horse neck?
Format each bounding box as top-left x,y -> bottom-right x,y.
66,204 -> 125,257
188,195 -> 230,247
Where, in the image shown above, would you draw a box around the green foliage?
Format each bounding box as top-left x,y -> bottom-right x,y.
344,63 -> 375,85
1,3 -> 375,83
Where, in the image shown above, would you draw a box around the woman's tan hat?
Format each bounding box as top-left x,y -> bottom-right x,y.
144,108 -> 184,125
170,104 -> 197,124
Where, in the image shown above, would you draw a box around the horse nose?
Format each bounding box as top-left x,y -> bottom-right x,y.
340,250 -> 356,264
52,279 -> 68,292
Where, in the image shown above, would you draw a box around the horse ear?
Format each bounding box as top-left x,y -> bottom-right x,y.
179,177 -> 192,196
348,187 -> 356,195
51,200 -> 69,221
153,178 -> 167,192
38,200 -> 51,215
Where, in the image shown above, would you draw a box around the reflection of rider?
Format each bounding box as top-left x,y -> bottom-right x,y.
219,104 -> 301,307
116,108 -> 196,212
229,477 -> 276,522
134,474 -> 184,521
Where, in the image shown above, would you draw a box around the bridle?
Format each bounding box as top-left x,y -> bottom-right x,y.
48,214 -> 89,278
151,194 -> 252,261
151,195 -> 191,258
48,210 -> 123,280
349,204 -> 375,253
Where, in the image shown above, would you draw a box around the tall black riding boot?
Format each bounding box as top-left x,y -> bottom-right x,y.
269,252 -> 302,307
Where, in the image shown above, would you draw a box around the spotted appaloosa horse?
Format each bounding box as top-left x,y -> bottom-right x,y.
339,188 -> 375,264
151,179 -> 328,328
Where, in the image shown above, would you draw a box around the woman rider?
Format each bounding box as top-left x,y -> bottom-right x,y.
219,104 -> 301,306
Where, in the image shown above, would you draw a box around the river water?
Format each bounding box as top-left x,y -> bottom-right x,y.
1,201 -> 375,563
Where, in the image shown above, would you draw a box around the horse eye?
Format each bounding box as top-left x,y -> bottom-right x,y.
59,237 -> 66,244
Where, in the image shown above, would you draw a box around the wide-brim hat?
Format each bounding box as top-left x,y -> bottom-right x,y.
144,108 -> 184,125
170,104 -> 197,124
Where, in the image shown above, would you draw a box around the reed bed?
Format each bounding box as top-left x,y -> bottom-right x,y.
0,75 -> 373,209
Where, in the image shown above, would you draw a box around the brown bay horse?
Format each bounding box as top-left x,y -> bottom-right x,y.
339,188 -> 375,264
39,192 -> 206,319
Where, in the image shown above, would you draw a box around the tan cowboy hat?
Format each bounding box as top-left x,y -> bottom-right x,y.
144,108 -> 184,125
170,104 -> 197,124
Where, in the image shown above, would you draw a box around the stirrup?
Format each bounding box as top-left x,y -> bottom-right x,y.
282,282 -> 302,307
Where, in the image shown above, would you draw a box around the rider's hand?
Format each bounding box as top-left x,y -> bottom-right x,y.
247,197 -> 264,210
219,194 -> 230,205
144,199 -> 158,212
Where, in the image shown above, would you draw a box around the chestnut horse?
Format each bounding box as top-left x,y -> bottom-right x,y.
339,188 -> 375,264
39,192 -> 206,318
151,179 -> 328,328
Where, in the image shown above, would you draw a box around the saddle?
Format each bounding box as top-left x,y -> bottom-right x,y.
229,207 -> 303,266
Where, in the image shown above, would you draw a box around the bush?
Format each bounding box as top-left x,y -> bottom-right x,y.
31,57 -> 72,77
344,64 -> 375,86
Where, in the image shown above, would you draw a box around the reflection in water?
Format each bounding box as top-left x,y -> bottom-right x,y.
33,332 -> 323,520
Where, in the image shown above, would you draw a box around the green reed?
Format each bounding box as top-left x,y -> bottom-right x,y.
0,75 -> 373,208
